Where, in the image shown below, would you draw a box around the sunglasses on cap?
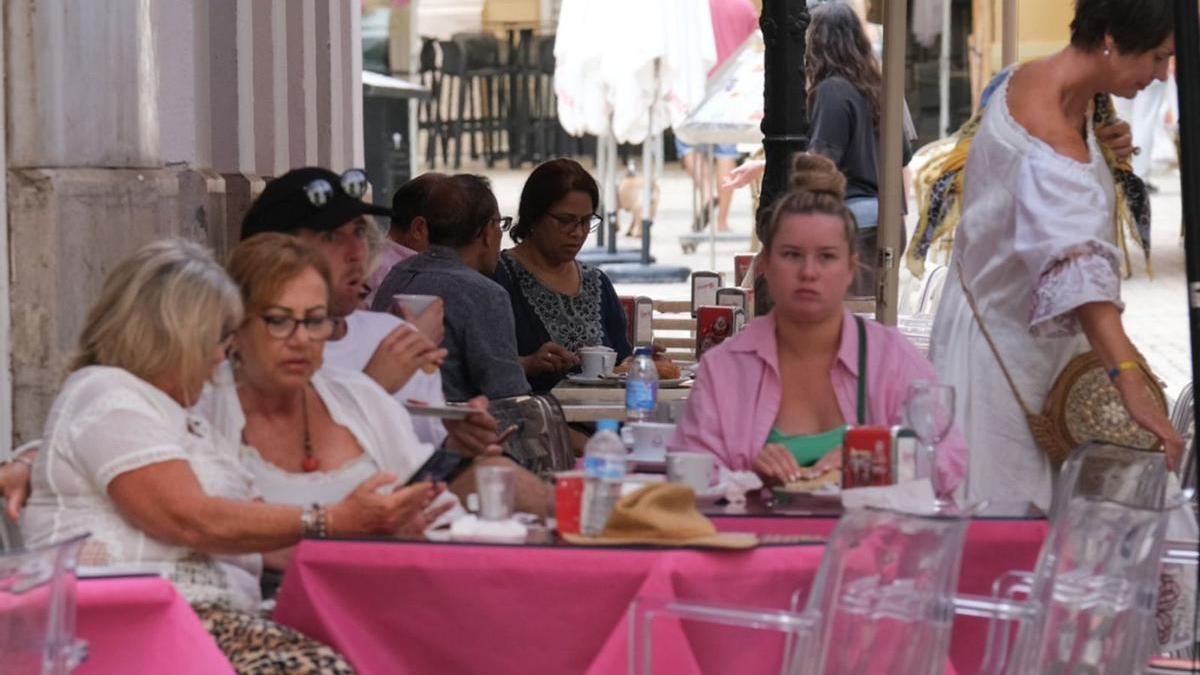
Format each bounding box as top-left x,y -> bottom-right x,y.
302,169 -> 370,208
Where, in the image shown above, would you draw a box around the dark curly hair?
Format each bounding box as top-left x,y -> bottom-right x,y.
512,158 -> 599,243
1070,0 -> 1173,54
806,2 -> 882,128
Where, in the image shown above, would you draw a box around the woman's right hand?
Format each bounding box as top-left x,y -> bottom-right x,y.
520,341 -> 579,376
752,443 -> 802,486
722,160 -> 766,190
1114,370 -> 1185,470
328,473 -> 438,536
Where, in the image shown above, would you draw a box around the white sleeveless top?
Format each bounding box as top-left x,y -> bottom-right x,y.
196,362 -> 437,507
21,367 -> 263,612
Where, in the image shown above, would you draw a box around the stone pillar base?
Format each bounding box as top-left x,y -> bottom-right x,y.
6,166 -> 249,443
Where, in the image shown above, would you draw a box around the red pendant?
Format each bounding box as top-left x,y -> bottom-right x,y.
302,455 -> 320,473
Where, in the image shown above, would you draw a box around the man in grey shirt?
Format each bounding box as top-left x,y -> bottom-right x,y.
372,174 -> 531,402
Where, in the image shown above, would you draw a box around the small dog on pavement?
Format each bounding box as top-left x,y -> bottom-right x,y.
618,161 -> 660,238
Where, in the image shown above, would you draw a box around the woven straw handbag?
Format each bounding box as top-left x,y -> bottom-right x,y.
956,262 -> 1166,467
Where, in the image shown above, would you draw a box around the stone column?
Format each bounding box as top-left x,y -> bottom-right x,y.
5,0 -> 220,444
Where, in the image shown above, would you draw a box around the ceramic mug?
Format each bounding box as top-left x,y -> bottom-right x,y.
628,422 -> 676,460
579,346 -> 616,378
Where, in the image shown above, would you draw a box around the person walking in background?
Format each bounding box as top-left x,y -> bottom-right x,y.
675,0 -> 759,233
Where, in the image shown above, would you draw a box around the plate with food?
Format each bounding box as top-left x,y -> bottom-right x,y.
773,469 -> 842,501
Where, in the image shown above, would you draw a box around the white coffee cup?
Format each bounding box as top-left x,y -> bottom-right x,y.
392,293 -> 438,319
666,452 -> 715,493
628,422 -> 676,460
578,346 -> 616,378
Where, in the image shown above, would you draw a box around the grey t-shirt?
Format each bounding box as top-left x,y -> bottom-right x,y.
371,245 -> 531,402
808,76 -> 912,202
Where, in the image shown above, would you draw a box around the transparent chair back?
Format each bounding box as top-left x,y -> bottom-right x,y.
1003,495 -> 1180,675
1048,442 -> 1169,522
629,505 -> 975,675
789,506 -> 975,675
0,533 -> 89,674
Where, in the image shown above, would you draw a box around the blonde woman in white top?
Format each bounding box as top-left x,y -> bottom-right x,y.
19,239 -> 438,674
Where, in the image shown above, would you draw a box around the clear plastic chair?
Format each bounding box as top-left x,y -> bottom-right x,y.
0,533 -> 90,674
629,505 -> 978,675
954,491 -> 1190,675
1048,442 -> 1170,522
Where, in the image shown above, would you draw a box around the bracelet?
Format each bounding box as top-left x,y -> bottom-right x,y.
1107,360 -> 1140,382
314,504 -> 329,539
300,504 -> 329,539
0,454 -> 34,470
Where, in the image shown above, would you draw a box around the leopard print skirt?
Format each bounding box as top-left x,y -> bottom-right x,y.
193,604 -> 355,674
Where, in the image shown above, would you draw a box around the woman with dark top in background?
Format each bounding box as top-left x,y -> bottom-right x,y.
805,1 -> 910,295
493,159 -> 632,394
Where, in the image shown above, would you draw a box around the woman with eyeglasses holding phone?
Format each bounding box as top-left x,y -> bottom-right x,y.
493,158 -> 633,393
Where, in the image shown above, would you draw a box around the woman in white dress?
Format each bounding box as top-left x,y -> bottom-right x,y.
19,239 -> 439,673
929,0 -> 1183,509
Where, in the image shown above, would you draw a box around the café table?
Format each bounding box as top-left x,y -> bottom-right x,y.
273,500 -> 1047,675
76,575 -> 232,674
551,383 -> 690,423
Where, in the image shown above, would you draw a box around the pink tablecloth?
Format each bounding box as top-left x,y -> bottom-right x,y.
273,518 -> 1046,675
77,577 -> 232,675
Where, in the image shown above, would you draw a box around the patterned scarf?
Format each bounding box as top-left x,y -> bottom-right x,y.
906,68 -> 1152,279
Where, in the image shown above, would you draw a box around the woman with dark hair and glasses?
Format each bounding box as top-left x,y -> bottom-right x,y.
930,0 -> 1182,510
493,158 -> 633,393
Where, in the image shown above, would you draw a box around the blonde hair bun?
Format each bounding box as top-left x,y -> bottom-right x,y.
789,153 -> 846,200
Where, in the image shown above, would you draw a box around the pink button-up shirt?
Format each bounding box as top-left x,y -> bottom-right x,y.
670,310 -> 967,491
364,239 -> 418,309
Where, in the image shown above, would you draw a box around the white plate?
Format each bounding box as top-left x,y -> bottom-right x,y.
565,374 -> 691,388
404,402 -> 475,419
565,374 -> 623,387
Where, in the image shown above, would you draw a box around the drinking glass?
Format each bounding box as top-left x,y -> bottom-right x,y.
476,465 -> 516,521
904,381 -> 956,503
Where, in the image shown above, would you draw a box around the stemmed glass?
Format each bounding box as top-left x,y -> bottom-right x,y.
904,380 -> 956,506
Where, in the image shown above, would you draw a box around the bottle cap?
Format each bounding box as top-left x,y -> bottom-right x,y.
596,419 -> 620,432
634,346 -> 653,357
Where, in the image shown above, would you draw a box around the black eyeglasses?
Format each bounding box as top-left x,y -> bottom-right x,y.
302,169 -> 370,208
260,314 -> 337,340
493,216 -> 515,232
547,213 -> 602,234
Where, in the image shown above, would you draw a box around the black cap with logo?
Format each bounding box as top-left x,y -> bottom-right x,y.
241,167 -> 390,240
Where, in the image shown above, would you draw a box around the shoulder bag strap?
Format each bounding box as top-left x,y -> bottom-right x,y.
854,315 -> 867,425
954,260 -> 1038,417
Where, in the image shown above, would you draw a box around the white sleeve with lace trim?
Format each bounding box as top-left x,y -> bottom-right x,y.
1012,145 -> 1122,339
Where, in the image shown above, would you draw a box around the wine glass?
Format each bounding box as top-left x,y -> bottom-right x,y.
904,381 -> 956,505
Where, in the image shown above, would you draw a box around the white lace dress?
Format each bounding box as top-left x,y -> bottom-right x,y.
21,366 -> 263,612
929,76 -> 1124,510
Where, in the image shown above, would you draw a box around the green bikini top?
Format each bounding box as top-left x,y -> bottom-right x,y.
770,316 -> 868,467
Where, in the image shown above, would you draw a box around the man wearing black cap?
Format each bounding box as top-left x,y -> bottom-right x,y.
242,167 -> 501,455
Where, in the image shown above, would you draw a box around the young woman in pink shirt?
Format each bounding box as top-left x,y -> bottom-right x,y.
670,154 -> 967,491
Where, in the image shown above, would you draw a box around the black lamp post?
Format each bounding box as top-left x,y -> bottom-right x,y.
753,0 -> 810,313
756,0 -> 811,236
1174,0 -> 1200,500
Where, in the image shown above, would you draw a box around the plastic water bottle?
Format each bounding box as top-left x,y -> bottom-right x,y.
580,419 -> 627,536
624,347 -> 659,423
